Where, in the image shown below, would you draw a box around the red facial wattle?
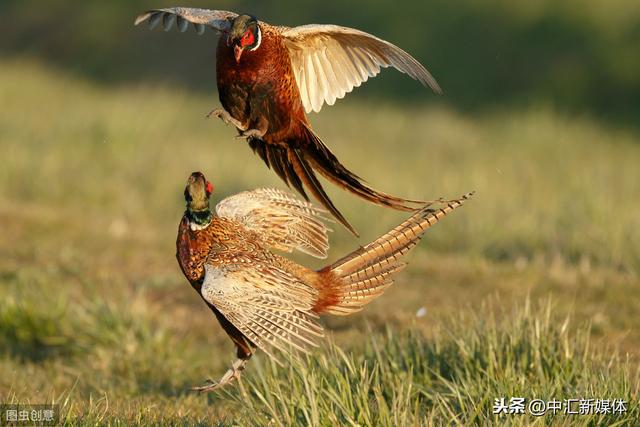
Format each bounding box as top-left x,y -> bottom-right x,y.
206,181 -> 214,195
240,30 -> 254,47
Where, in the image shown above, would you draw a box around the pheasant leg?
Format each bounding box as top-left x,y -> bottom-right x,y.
206,107 -> 246,131
190,358 -> 248,393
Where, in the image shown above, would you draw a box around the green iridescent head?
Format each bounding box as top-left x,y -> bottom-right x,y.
184,171 -> 213,226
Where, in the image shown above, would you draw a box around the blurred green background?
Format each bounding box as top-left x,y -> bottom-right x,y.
2,0 -> 639,122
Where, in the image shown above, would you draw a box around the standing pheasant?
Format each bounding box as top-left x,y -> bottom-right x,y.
176,172 -> 472,391
137,8 -> 443,235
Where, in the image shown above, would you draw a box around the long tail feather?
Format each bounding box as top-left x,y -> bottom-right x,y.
299,122 -> 427,210
290,149 -> 358,235
249,139 -> 308,201
315,192 -> 473,315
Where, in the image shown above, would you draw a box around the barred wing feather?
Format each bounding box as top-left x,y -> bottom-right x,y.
216,188 -> 331,258
201,264 -> 324,364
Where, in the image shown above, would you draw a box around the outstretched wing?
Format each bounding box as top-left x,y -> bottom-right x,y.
201,264 -> 324,363
216,188 -> 331,259
281,24 -> 441,113
134,7 -> 238,34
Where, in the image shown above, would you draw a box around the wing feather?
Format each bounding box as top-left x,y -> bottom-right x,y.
319,50 -> 340,105
201,265 -> 323,363
322,48 -> 344,103
215,188 -> 331,258
176,16 -> 189,33
313,51 -> 332,108
162,12 -> 176,31
329,46 -> 359,99
147,12 -> 163,30
134,7 -> 238,34
282,24 -> 441,113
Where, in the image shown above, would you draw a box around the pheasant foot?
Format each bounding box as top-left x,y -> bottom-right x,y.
190,358 -> 247,393
206,108 -> 246,130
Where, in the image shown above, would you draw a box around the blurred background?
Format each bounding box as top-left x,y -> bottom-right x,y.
1,0 -> 639,423
2,0 -> 640,122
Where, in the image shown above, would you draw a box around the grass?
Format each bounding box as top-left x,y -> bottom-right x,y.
227,301 -> 639,426
0,58 -> 639,425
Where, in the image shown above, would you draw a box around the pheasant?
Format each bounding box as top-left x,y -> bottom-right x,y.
176,172 -> 472,391
137,8 -> 443,235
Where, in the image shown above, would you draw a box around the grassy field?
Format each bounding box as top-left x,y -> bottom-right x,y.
1,59 -> 639,425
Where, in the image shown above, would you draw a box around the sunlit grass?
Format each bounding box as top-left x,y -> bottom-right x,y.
227,301 -> 639,426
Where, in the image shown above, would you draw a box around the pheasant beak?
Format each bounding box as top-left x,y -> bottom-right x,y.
234,45 -> 243,63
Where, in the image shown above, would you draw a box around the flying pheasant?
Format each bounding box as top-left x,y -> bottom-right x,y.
137,8 -> 443,235
176,172 -> 471,391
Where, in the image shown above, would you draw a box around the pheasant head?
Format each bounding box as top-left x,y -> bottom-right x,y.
184,171 -> 214,228
227,14 -> 261,63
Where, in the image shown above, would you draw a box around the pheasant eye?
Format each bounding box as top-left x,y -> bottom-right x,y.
206,181 -> 214,195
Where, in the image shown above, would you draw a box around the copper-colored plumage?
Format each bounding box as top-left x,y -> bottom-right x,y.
176,172 -> 472,391
136,8 -> 443,235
